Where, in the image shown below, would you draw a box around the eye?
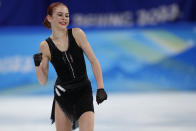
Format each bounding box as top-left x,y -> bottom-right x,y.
58,14 -> 62,16
65,15 -> 69,18
57,12 -> 63,16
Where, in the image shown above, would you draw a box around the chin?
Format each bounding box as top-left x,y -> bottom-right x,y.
58,25 -> 67,30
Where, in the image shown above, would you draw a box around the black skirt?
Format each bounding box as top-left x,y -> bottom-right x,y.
50,79 -> 94,130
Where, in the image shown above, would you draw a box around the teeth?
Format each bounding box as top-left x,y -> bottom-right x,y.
60,22 -> 66,25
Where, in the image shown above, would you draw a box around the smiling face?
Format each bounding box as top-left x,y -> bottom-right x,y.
48,5 -> 69,30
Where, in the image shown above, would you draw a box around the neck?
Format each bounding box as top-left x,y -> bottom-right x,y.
51,28 -> 67,40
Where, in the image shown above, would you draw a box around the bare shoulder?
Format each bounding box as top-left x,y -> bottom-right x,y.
72,27 -> 85,35
72,28 -> 87,39
39,41 -> 48,52
72,28 -> 87,47
39,41 -> 51,59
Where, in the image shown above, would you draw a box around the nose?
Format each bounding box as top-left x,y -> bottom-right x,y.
60,15 -> 65,20
61,18 -> 67,22
62,17 -> 65,20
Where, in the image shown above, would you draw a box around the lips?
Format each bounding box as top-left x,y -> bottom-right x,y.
59,22 -> 67,26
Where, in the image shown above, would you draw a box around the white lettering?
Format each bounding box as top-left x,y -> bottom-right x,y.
72,11 -> 133,27
136,4 -> 180,26
0,56 -> 33,74
72,4 -> 180,27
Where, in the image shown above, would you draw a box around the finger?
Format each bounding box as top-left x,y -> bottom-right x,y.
98,99 -> 104,104
97,98 -> 102,104
38,53 -> 42,58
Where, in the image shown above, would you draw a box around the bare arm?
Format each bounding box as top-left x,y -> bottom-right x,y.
35,41 -> 50,85
73,28 -> 104,89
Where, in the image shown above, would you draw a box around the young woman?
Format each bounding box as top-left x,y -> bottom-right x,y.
33,2 -> 107,131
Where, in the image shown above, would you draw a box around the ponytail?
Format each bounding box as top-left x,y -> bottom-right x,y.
43,16 -> 51,29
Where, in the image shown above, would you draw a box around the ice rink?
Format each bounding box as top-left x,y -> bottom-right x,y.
1,1 -> 196,131
0,92 -> 196,131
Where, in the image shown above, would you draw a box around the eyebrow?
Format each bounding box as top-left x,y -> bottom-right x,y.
57,12 -> 69,14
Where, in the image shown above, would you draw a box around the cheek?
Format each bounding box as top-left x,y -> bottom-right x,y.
55,17 -> 62,23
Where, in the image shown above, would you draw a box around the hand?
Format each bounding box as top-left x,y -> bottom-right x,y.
33,53 -> 42,66
96,88 -> 107,105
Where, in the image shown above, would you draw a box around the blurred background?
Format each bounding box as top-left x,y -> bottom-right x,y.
0,0 -> 196,131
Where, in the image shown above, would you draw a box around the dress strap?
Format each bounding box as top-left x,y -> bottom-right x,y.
45,37 -> 56,61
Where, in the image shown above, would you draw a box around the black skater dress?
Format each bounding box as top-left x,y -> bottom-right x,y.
45,28 -> 94,129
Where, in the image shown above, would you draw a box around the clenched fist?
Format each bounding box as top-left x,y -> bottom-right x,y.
96,88 -> 107,105
33,53 -> 42,66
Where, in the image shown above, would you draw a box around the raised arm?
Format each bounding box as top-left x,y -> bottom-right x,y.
34,41 -> 50,86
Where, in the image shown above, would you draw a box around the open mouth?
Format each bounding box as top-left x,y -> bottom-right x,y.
59,22 -> 66,26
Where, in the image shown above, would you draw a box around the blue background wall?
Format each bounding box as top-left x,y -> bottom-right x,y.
0,0 -> 195,95
0,0 -> 196,26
